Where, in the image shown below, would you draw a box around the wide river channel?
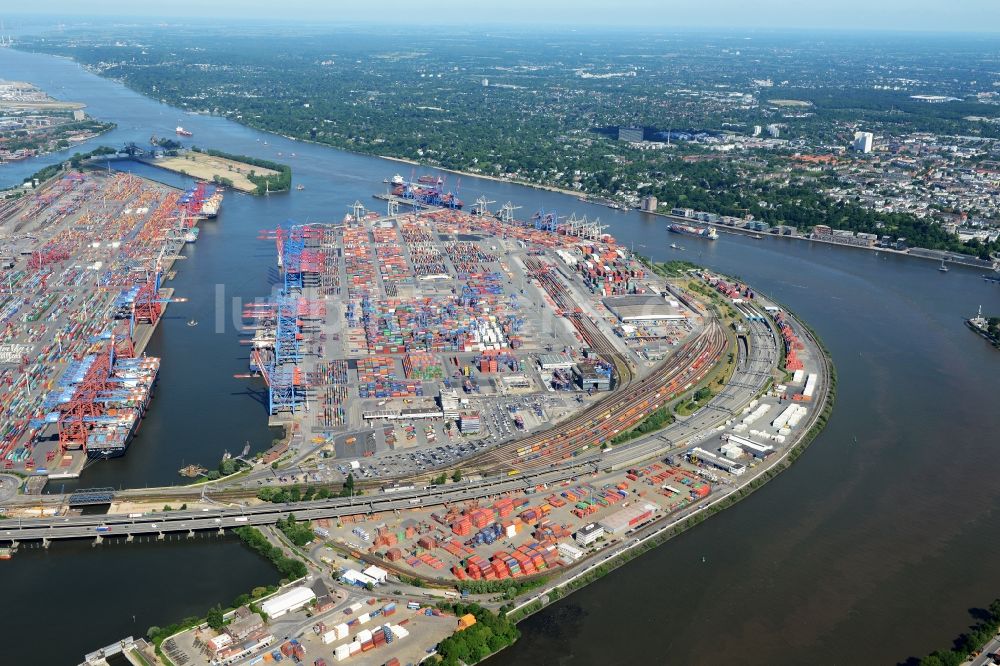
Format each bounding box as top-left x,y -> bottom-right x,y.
1,47 -> 999,666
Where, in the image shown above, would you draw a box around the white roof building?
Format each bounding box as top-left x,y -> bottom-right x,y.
261,586 -> 315,619
362,565 -> 388,584
341,569 -> 378,587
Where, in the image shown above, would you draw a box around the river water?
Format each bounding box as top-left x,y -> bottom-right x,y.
2,47 -> 1000,665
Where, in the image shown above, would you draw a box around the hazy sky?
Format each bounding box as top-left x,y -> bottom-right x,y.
8,0 -> 1000,32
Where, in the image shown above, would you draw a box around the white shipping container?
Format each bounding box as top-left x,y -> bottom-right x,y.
336,623 -> 349,639
787,406 -> 806,427
322,630 -> 338,645
357,613 -> 371,625
771,403 -> 799,429
348,642 -> 361,655
349,602 -> 363,613
742,403 -> 771,426
391,625 -> 409,640
792,369 -> 805,384
356,629 -> 373,644
803,373 -> 818,398
335,644 -> 351,661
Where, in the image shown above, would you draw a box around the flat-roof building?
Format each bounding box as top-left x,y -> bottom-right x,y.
617,126 -> 643,142
575,523 -> 605,546
603,295 -> 687,322
598,503 -> 658,534
573,364 -> 611,391
341,569 -> 379,588
538,352 -> 574,370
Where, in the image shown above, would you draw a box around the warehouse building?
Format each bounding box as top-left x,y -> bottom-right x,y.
724,434 -> 774,459
598,503 -> 659,534
362,565 -> 389,584
538,352 -> 574,370
689,446 -> 747,476
261,586 -> 315,619
341,569 -> 379,588
603,295 -> 687,322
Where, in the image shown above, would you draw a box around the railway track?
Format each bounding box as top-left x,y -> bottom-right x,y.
471,321 -> 726,471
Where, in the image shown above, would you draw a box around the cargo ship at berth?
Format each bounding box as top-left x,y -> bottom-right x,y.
388,173 -> 463,209
179,183 -> 224,219
85,356 -> 160,459
200,189 -> 223,218
668,222 -> 718,240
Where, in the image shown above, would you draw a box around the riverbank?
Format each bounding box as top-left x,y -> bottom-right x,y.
377,154 -> 584,198
647,208 -> 999,271
966,318 -> 1000,349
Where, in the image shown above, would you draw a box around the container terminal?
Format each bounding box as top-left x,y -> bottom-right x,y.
0,170 -> 222,479
233,178 -> 821,495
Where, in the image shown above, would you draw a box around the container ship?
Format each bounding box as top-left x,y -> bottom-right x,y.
668,222 -> 718,240
45,353 -> 160,460
388,174 -> 463,209
179,183 -> 224,219
200,189 -> 223,218
86,356 -> 159,459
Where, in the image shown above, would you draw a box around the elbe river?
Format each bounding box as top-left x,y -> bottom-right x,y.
1,48 -> 998,665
